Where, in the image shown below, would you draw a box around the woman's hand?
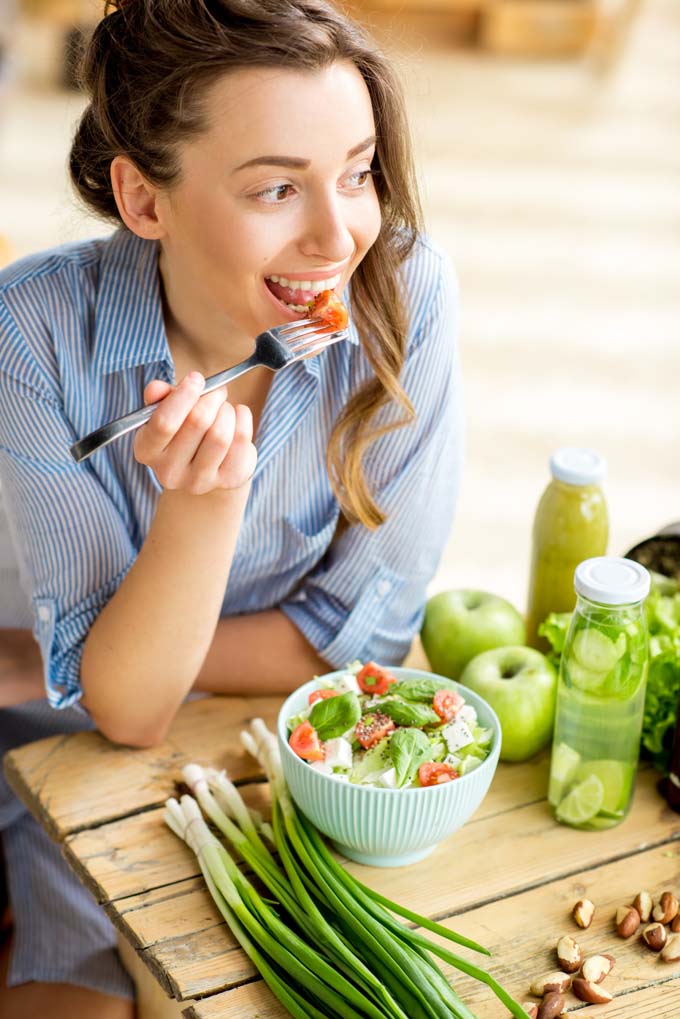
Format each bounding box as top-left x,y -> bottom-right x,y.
133,373 -> 257,494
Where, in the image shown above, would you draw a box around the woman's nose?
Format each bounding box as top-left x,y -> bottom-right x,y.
298,191 -> 354,265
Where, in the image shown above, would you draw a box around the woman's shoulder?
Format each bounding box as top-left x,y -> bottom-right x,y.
0,236 -> 108,298
0,234 -> 116,394
401,233 -> 457,298
400,233 -> 459,350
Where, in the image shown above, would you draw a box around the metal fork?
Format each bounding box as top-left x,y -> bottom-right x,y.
69,318 -> 348,463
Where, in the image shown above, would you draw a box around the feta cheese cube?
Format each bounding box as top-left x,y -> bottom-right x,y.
334,672 -> 360,694
324,737 -> 353,770
309,760 -> 333,776
379,767 -> 398,788
459,704 -> 478,727
443,719 -> 474,755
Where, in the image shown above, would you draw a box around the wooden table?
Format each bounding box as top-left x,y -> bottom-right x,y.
4,693 -> 680,1018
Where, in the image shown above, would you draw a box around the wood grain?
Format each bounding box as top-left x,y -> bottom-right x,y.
2,697 -> 280,840
182,967 -> 680,1019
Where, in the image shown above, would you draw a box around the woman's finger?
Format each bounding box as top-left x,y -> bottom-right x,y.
143,379 -> 174,405
134,372 -> 205,463
157,388 -> 229,487
215,404 -> 257,490
186,400 -> 237,493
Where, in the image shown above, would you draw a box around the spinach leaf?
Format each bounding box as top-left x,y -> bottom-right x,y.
309,691 -> 361,741
395,677 -> 457,702
378,698 -> 440,728
390,728 -> 432,787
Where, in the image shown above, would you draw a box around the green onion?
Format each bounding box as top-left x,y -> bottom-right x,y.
163,719 -> 532,1019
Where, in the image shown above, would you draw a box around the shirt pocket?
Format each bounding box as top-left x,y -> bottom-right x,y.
281,513 -> 338,571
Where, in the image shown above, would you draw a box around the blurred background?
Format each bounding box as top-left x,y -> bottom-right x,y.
0,0 -> 678,618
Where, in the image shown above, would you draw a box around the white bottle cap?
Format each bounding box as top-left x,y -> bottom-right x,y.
549,448 -> 607,486
574,557 -> 651,606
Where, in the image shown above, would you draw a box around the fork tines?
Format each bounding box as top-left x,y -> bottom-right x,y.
278,318 -> 348,353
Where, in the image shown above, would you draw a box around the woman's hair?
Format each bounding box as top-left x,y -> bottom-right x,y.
71,0 -> 423,529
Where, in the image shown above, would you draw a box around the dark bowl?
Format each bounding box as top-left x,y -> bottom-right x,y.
625,522 -> 680,584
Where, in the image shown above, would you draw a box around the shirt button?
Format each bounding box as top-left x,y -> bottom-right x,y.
377,580 -> 391,597
37,606 -> 50,622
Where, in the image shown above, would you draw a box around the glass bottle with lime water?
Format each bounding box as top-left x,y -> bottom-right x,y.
526,448 -> 609,652
549,557 -> 650,830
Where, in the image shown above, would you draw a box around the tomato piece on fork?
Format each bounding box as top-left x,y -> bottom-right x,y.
308,289 -> 349,330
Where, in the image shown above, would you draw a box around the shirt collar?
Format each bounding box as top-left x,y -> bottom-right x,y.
92,230 -> 360,378
92,230 -> 169,376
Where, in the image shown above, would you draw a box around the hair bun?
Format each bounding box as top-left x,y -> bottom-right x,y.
104,0 -> 135,13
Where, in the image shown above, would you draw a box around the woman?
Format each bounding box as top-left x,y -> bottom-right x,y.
0,0 -> 462,1014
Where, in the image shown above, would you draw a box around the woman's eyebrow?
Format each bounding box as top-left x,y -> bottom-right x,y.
231,134 -> 377,173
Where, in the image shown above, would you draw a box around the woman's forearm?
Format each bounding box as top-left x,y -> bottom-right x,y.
194,609 -> 328,696
0,629 -> 45,707
81,484 -> 250,746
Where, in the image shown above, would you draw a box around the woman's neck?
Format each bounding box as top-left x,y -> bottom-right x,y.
158,249 -> 253,377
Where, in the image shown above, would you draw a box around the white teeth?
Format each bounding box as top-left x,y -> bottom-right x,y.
283,302 -> 309,312
266,272 -> 341,294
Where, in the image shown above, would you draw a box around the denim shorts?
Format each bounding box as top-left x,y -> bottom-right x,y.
0,699 -> 134,999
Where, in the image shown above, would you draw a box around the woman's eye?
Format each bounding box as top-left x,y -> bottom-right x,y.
345,169 -> 373,190
254,184 -> 296,204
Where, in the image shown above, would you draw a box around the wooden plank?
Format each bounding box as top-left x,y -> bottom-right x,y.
182,974 -> 680,1018
115,878 -> 225,950
2,696 -> 280,839
62,783 -> 273,904
424,842 -> 680,1015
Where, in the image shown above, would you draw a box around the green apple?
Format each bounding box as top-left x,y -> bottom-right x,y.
421,589 -> 526,680
459,646 -> 557,762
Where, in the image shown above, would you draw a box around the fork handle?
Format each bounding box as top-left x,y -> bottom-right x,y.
69,354 -> 259,463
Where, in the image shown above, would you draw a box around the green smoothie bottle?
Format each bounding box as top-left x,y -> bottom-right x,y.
526,448 -> 609,651
548,557 -> 650,830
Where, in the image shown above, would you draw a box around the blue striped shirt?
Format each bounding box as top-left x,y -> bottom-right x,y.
0,229 -> 462,710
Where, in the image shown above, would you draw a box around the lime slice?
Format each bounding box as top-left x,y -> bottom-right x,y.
575,759 -> 631,814
549,743 -> 581,806
556,774 -> 605,826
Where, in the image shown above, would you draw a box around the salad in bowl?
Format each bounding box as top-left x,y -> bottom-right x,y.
278,663 -> 500,866
286,661 -> 494,789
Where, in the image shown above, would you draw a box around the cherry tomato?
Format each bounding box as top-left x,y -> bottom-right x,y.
418,762 -> 459,787
289,721 -> 324,762
355,712 -> 395,750
309,290 -> 349,330
433,689 -> 465,723
356,662 -> 397,696
308,689 -> 340,706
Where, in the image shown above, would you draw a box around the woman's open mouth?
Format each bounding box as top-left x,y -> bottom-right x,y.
264,273 -> 342,313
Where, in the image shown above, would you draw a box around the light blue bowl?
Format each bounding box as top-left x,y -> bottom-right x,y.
277,667 -> 501,867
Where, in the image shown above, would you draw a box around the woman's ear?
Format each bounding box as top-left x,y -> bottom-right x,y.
111,156 -> 166,239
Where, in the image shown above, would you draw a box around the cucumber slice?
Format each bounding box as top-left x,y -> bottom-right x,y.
566,658 -> 609,694
572,629 -> 626,674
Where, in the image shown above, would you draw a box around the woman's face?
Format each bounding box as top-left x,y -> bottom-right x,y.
156,60 -> 381,343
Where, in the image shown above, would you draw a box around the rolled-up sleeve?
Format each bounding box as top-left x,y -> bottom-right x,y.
0,301 -> 137,709
281,250 -> 463,667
